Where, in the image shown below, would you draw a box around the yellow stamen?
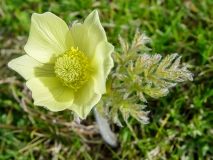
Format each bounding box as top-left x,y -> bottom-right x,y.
54,47 -> 90,91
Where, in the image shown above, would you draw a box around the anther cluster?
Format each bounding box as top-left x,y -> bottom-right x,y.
54,47 -> 90,91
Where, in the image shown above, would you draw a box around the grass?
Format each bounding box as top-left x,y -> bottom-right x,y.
0,0 -> 213,159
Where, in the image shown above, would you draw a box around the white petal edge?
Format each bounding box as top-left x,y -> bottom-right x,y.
8,55 -> 55,80
26,77 -> 74,111
90,41 -> 114,94
25,12 -> 73,63
68,80 -> 101,119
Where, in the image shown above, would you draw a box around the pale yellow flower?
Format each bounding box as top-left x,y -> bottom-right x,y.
8,10 -> 114,119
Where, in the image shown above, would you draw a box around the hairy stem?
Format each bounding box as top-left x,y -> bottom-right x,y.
94,107 -> 117,147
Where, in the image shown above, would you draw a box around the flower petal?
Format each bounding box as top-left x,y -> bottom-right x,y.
25,12 -> 73,63
8,55 -> 55,80
70,10 -> 107,60
68,80 -> 101,119
90,41 -> 114,94
26,77 -> 74,111
69,23 -> 87,52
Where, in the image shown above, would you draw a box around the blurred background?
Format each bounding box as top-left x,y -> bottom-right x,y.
0,0 -> 213,159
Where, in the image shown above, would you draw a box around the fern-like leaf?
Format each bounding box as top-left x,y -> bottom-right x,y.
136,53 -> 193,88
112,51 -> 122,64
118,34 -> 129,54
106,29 -> 193,126
129,29 -> 152,54
142,85 -> 169,98
110,106 -> 123,127
120,103 -> 149,124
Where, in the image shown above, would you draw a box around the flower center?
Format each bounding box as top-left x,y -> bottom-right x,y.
54,47 -> 90,91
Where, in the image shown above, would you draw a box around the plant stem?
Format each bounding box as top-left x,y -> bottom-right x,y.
94,107 -> 117,147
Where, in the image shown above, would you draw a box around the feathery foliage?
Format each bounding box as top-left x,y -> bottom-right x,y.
97,29 -> 193,126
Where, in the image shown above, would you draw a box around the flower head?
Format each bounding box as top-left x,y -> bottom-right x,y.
8,10 -> 114,119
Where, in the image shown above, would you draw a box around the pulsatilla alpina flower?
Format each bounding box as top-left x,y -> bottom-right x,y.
8,10 -> 114,119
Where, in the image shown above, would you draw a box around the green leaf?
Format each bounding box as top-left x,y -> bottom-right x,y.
118,35 -> 129,54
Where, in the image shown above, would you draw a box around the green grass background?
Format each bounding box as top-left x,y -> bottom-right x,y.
0,0 -> 213,159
